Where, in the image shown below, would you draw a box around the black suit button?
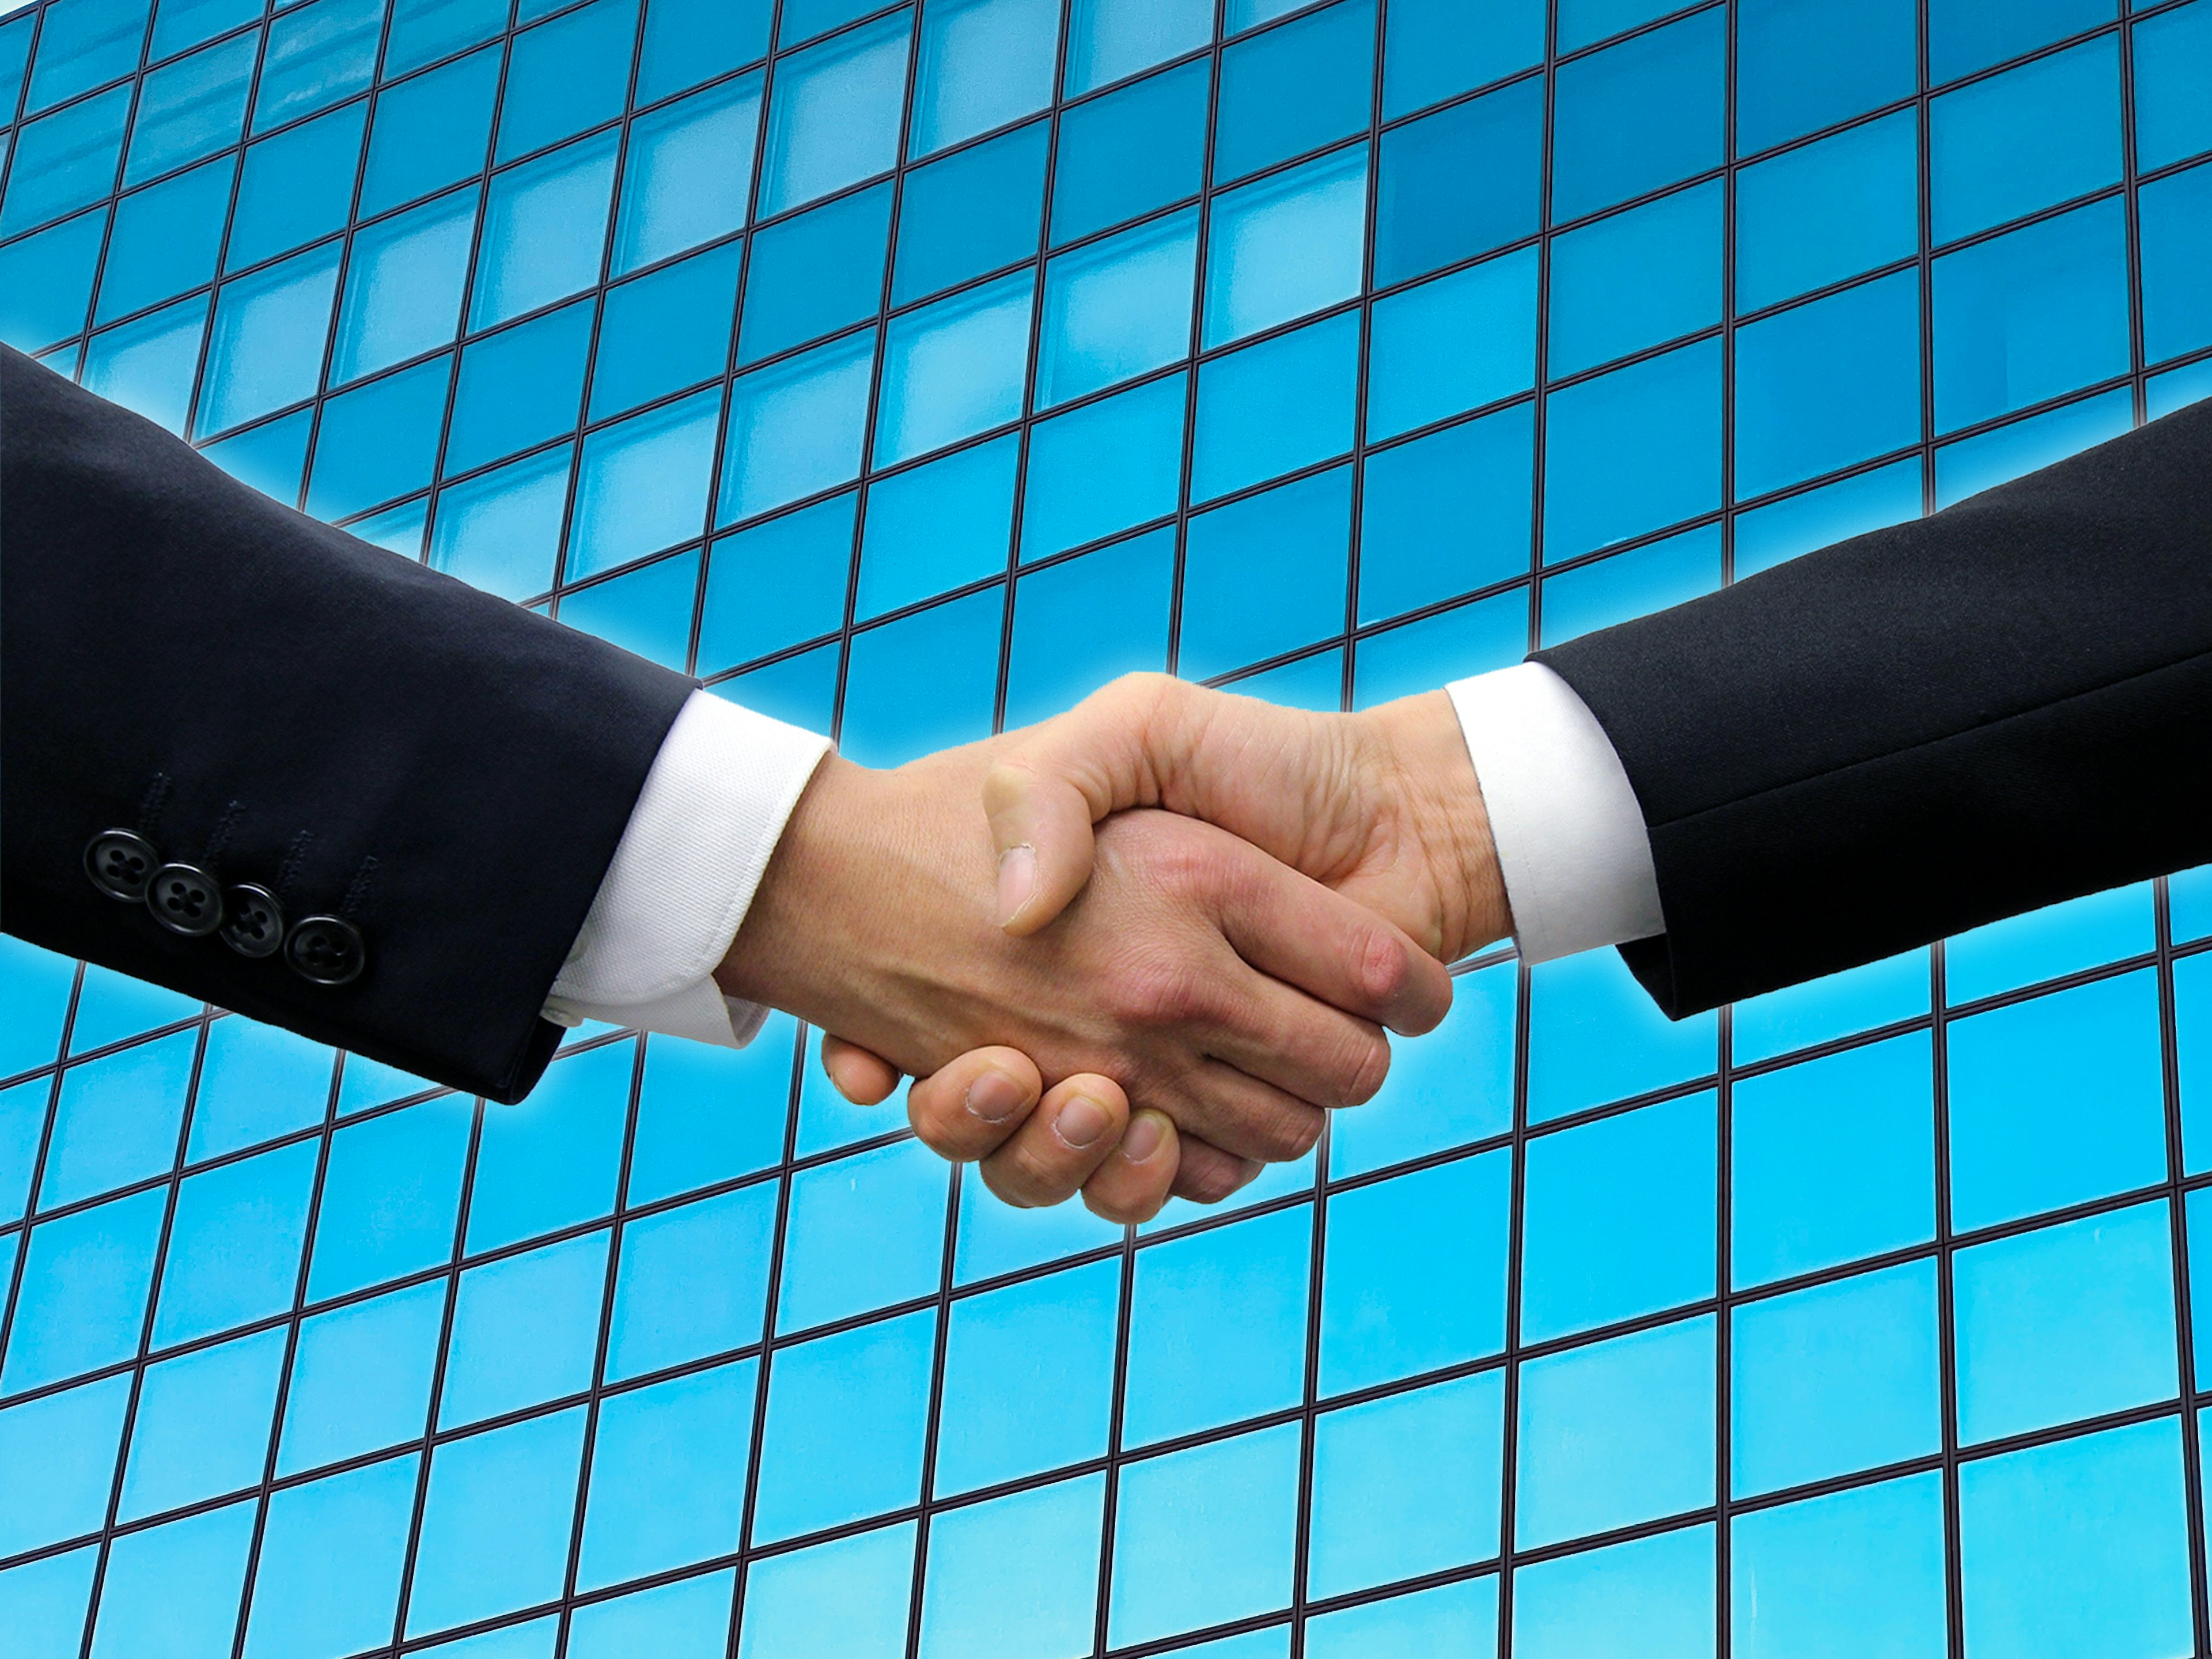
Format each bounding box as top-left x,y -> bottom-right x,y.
147,863 -> 225,937
286,915 -> 365,986
86,831 -> 160,902
219,884 -> 286,958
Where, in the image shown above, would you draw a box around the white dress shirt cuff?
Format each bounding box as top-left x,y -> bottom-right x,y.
1445,661 -> 1666,964
543,688 -> 832,1046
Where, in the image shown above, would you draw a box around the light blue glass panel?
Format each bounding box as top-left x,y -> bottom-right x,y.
1331,965 -> 1515,1178
840,586 -> 1003,766
0,209 -> 108,354
1949,882 -> 2154,1001
153,1139 -> 316,1348
1366,248 -> 1536,444
1933,38 -> 2120,247
1213,0 -> 1372,184
1736,272 -> 1921,498
918,1475 -> 1104,1659
123,31 -> 253,186
1223,645 -> 1344,709
638,0 -> 770,101
777,1137 -> 948,1334
568,1570 -> 733,1659
1732,460 -> 1924,581
83,297 -> 210,435
332,187 -> 476,384
604,1180 -> 777,1382
305,1094 -> 474,1301
386,0 -> 509,74
0,1374 -> 130,1556
1947,969 -> 2166,1231
241,1454 -> 419,1659
1733,1474 -> 1945,1659
566,388 -> 720,580
1179,464 -> 1350,678
1732,1260 -> 1940,1496
1929,0 -> 2115,85
3,1188 -> 166,1395
949,1156 -> 1121,1285
1522,1092 -> 1715,1343
39,1029 -> 196,1211
0,86 -> 131,238
438,1229 -> 608,1429
1955,1201 -> 2178,1445
734,1521 -> 915,1659
226,100 -> 368,270
1310,1370 -> 1503,1596
857,433 -> 1018,617
1393,0 -> 1540,114
470,131 -> 618,329
1019,372 -> 1185,560
1191,309 -> 1359,502
278,1278 -> 446,1476
200,407 -> 312,503
1737,111 -> 1917,315
431,445 -> 573,602
1543,338 -> 1722,559
1550,181 -> 1721,380
411,1615 -> 559,1659
465,1039 -> 631,1253
627,1022 -> 790,1206
2135,0 -> 2212,170
251,0 -> 381,132
578,1360 -> 757,1589
1548,527 -> 1721,645
1527,947 -> 1717,1122
760,12 -> 911,218
346,497 -> 429,558
614,74 -> 762,275
1051,60 -> 1204,245
876,270 -> 1033,465
1373,78 -> 1542,287
0,935 -> 75,1085
934,1257 -> 1118,1497
1738,0 -> 1915,154
25,0 -> 149,112
199,241 -> 343,435
2141,160 -> 2212,366
1957,1417 -> 2191,1659
2186,953 -> 2212,1173
1515,1315 -> 1714,1548
5,1551 -> 95,1659
752,1309 -> 935,1544
1513,1524 -> 1714,1659
1064,0 -> 1211,94
1933,387 -> 2131,509
912,0 -> 1058,157
109,1512 -> 252,1659
699,495 -> 853,670
496,0 -> 638,165
1108,1422 -> 1301,1649
406,1410 -> 587,1638
186,1019 -> 331,1162
1037,207 -> 1196,408
1124,1205 -> 1309,1446
115,1326 -> 285,1521
1203,143 -> 1366,349
1307,1577 -> 1496,1659
359,44 -> 500,219
0,1078 -> 50,1225
1551,8 -> 1724,223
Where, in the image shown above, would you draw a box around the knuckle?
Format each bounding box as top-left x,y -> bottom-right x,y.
1353,925 -> 1414,1011
1338,1028 -> 1393,1108
1253,1103 -> 1325,1162
1116,955 -> 1217,1027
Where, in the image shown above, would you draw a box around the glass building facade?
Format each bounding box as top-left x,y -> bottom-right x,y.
2,0 -> 2212,1653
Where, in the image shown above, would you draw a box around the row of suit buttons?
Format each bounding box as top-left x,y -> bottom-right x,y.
84,829 -> 366,986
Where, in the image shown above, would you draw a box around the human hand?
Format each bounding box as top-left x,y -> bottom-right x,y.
714,733 -> 1454,1219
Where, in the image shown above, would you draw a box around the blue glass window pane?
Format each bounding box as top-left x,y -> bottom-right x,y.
472,131 -> 618,329
777,1138 -> 948,1335
1065,0 -> 1209,93
1330,961 -> 1516,1177
760,12 -> 910,218
1932,38 -> 2120,245
627,1021 -> 790,1205
68,963 -> 199,1057
200,406 -> 312,501
243,1454 -> 418,1659
1358,406 -> 1533,625
0,209 -> 108,353
1957,1418 -> 2191,1659
406,1410 -> 586,1638
2142,161 -> 2212,366
1514,1525 -> 1714,1659
227,101 -> 366,274
3,1188 -> 165,1393
497,0 -> 637,165
346,497 -> 429,558
1180,464 -> 1350,678
89,1499 -> 256,1659
444,298 -> 592,476
431,444 -> 574,601
1,85 -> 131,238
39,1029 -> 196,1210
1365,248 -> 1537,442
857,433 -> 1018,617
2171,865 -> 2212,943
949,1154 -> 1120,1286
199,241 -> 343,435
1948,881 -> 2154,1002
698,496 -> 853,671
386,0 -> 506,74
0,1078 -> 50,1226
1125,1205 -> 1309,1446
1933,385 -> 2131,509
0,1375 -> 131,1556
1522,1091 -> 1714,1343
1527,945 -> 1717,1122
911,0 -> 1058,158
918,1475 -> 1103,1659
278,1278 -> 445,1476
82,296 -> 209,435
1319,1147 -> 1509,1395
1192,309 -> 1358,502
1019,371 -> 1184,560
734,1522 -> 915,1659
1037,207 -> 1196,408
124,30 -> 255,185
876,270 -> 1033,464
1737,113 -> 1917,316
1733,459 -> 1923,582
359,44 -> 499,219
1382,0 -> 1539,119
1736,0 -> 1916,154
1213,0 -> 1371,185
1224,645 -> 1344,707
2184,953 -> 2212,1173
1933,198 -> 2129,434
25,0 -> 149,113
752,1309 -> 934,1543
718,326 -> 876,522
1929,0 -> 2115,85
1736,272 -> 1921,499
1550,181 -> 1720,380
1203,143 -> 1366,348
1006,527 -> 1175,724
466,1040 -> 631,1253
1310,1371 -> 1502,1598
1107,1423 -> 1300,1649
0,941 -> 74,1088
605,1180 -> 777,1380
0,1547 -> 97,1659
1374,77 -> 1541,288
566,388 -> 720,580
1947,969 -> 2165,1231
116,1327 -> 285,1520
1955,1200 -> 2178,1445
1732,1474 -> 1946,1659
1308,1578 -> 1493,1658
839,587 -> 1002,767
438,1229 -> 609,1428
893,120 -> 1047,308
252,0 -> 382,132
308,354 -> 453,518
934,1259 -> 1118,1496
1543,338 -> 1722,559
1552,8 -> 1724,223
1515,1315 -> 1714,1547
590,244 -> 740,421
185,1020 -> 330,1165
2134,0 -> 2212,171
738,181 -> 892,363
153,1140 -> 316,1348
305,1094 -> 472,1301
1732,1260 -> 1940,1495
612,74 -> 760,276
638,0 -> 770,104
778,0 -> 889,44
0,13 -> 27,115
1052,62 -> 1204,245
579,1361 -> 758,1585
569,1569 -> 732,1659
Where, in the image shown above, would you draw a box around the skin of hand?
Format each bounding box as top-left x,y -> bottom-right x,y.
819,675 -> 1513,1210
714,732 -> 1455,1221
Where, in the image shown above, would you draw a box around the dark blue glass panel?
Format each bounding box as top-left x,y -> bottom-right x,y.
1190,310 -> 1359,502
1557,0 -> 1679,52
1931,37 -> 2121,244
1180,464 -> 1351,678
1736,271 -> 1921,498
1107,1423 -> 1300,1649
1551,7 -> 1724,224
25,0 -> 149,113
590,247 -> 738,422
278,1277 -> 445,1475
1354,587 -> 1527,706
1020,371 -> 1185,559
1374,77 -> 1542,287
252,0 -> 383,133
752,1309 -> 934,1543
96,154 -> 233,325
1382,0 -> 1540,118
115,1326 -> 285,1518
1736,0 -> 1916,155
0,1374 -> 130,1556
226,99 -> 368,271
1051,61 -> 1205,246
359,43 -> 499,219
151,0 -> 261,59
2141,160 -> 2212,366
698,493 -> 853,671
626,1019 -> 792,1205
406,1408 -> 587,1637
123,29 -> 254,187
444,298 -> 594,476
39,1029 -> 195,1210
1933,386 -> 2130,509
1005,528 -> 1176,726
1213,0 -> 1373,185
0,14 -> 28,117
1730,1475 -> 1946,1659
152,1139 -> 316,1347
577,1361 -> 757,1589
893,119 -> 1048,306
305,1094 -> 473,1301
935,1259 -> 1120,1495
3,1188 -> 166,1393
739,181 -> 893,363
856,432 -> 1018,617
1736,110 -> 1917,314
1308,1372 -> 1503,1597
1359,407 -> 1532,622
386,0 -> 507,76
465,1039 -> 630,1253
1948,881 -> 2154,1001
0,209 -> 108,353
637,0 -> 772,105
308,354 -> 453,519
1733,459 -> 1923,581
1929,0 -> 2116,85
1544,340 -> 1722,559
604,1180 -> 777,1380
1,84 -> 131,238
1549,180 -> 1721,379
497,0 -> 639,165
1527,944 -> 1717,1121
2134,0 -> 2212,171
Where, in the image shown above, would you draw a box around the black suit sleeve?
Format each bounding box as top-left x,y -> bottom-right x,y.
1534,395 -> 2212,1018
1,346 -> 696,1103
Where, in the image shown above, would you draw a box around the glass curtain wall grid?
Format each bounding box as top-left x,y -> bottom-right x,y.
1,0 -> 2211,1655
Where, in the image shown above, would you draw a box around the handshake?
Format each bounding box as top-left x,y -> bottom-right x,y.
714,673 -> 1512,1225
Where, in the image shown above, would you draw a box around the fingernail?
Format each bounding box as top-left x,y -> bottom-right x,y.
1120,1113 -> 1165,1164
964,1070 -> 1029,1124
1054,1094 -> 1110,1150
996,844 -> 1037,927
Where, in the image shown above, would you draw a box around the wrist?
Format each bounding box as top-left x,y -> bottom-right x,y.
1364,691 -> 1512,964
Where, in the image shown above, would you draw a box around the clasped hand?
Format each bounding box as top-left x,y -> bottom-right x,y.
714,675 -> 1511,1223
